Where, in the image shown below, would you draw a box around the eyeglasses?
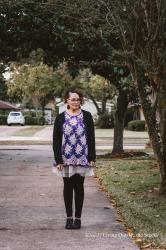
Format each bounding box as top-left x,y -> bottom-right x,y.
68,98 -> 81,102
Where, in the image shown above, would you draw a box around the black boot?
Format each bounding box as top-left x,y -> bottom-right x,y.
65,218 -> 73,229
72,218 -> 81,229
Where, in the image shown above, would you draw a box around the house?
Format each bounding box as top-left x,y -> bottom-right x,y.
56,98 -> 114,119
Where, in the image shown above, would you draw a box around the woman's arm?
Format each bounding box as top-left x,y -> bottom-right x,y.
53,115 -> 63,164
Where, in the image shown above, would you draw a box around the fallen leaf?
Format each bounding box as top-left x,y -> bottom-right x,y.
127,229 -> 134,237
130,192 -> 136,195
98,187 -> 106,191
127,229 -> 133,234
153,187 -> 159,191
116,218 -> 123,222
141,243 -> 152,249
135,238 -> 142,244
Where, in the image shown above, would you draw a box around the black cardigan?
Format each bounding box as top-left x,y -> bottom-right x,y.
53,109 -> 96,164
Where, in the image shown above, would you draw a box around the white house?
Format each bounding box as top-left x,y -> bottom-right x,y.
56,98 -> 113,119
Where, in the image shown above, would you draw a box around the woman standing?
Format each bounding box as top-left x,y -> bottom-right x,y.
52,90 -> 96,230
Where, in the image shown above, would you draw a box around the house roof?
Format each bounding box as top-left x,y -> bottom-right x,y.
0,100 -> 19,110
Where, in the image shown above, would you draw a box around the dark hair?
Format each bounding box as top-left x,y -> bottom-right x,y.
64,89 -> 84,105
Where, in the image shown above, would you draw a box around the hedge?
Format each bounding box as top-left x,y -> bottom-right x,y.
24,116 -> 45,125
127,120 -> 145,131
95,112 -> 114,128
0,115 -> 7,125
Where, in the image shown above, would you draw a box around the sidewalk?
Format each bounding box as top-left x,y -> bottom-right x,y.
0,148 -> 139,250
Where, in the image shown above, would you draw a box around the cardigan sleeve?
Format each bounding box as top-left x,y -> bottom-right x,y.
87,113 -> 96,162
52,115 -> 63,164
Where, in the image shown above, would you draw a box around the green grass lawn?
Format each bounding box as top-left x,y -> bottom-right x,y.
95,128 -> 149,138
13,126 -> 46,136
95,156 -> 166,249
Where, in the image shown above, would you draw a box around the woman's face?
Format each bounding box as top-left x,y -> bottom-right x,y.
67,92 -> 81,111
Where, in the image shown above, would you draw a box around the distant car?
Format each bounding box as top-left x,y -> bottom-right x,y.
7,111 -> 25,126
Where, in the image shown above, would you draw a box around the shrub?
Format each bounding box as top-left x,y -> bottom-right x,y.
0,110 -> 9,116
23,111 -> 36,118
127,120 -> 145,131
25,116 -> 46,125
25,116 -> 38,125
95,112 -> 114,128
38,116 -> 46,125
124,108 -> 135,127
0,115 -> 7,125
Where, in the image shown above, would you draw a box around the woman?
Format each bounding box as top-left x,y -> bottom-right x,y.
52,89 -> 96,230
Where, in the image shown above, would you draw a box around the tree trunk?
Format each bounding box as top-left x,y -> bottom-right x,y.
89,94 -> 102,115
101,89 -> 107,113
41,100 -> 46,125
137,71 -> 166,195
112,89 -> 128,154
158,79 -> 166,194
101,97 -> 107,113
42,105 -> 45,125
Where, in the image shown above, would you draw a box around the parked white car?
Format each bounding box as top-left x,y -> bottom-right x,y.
7,111 -> 25,126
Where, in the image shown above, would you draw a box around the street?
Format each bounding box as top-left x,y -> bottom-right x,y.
0,126 -> 148,150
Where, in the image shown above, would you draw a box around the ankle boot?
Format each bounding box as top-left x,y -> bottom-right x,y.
72,218 -> 81,229
65,218 -> 73,229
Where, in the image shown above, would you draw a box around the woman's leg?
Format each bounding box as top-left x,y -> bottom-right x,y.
63,177 -> 74,218
72,174 -> 85,218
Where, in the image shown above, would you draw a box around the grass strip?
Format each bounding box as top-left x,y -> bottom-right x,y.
95,157 -> 166,249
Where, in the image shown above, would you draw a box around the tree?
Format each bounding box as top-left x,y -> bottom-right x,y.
8,63 -> 53,112
8,62 -> 73,116
0,63 -> 9,101
73,68 -> 116,115
0,0 -> 111,64
98,0 -> 166,194
90,60 -> 137,154
0,0 -> 138,154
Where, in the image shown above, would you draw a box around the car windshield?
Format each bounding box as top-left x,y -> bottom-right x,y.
10,113 -> 21,116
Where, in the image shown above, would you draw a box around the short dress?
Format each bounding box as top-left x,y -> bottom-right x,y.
52,110 -> 94,178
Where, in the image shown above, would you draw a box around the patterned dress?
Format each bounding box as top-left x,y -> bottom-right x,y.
52,110 -> 94,177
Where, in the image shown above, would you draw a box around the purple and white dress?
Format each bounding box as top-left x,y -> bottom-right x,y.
52,110 -> 94,177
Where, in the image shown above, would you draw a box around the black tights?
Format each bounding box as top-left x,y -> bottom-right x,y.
63,174 -> 85,218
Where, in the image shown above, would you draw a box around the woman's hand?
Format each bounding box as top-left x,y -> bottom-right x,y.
57,164 -> 64,171
89,161 -> 96,168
